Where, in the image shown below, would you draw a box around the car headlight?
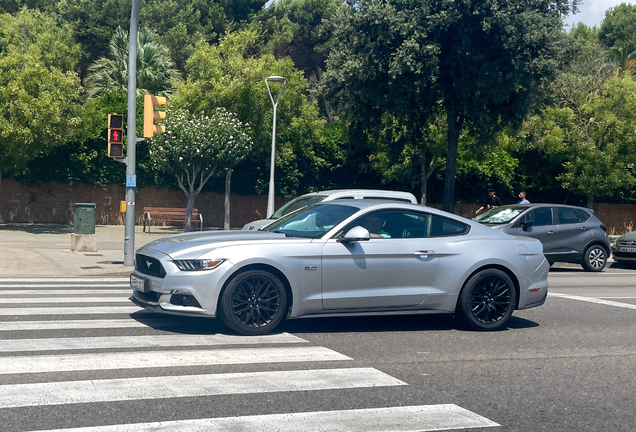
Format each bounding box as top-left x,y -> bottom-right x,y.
173,259 -> 225,271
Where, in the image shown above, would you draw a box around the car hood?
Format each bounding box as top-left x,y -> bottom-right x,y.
138,230 -> 289,258
242,219 -> 274,230
618,231 -> 636,242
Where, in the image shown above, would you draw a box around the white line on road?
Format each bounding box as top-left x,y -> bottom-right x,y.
0,289 -> 130,295
549,272 -> 636,276
0,306 -> 141,316
0,368 -> 404,408
0,297 -> 131,304
33,405 -> 499,432
0,278 -> 129,283
0,333 -> 306,352
0,243 -> 27,245
0,319 -> 154,331
548,293 -> 636,310
0,346 -> 351,374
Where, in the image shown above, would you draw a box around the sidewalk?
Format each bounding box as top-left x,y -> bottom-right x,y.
0,224 -> 184,277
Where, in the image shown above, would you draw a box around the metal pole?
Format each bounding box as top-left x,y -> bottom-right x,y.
265,77 -> 285,219
124,0 -> 141,267
266,103 -> 277,218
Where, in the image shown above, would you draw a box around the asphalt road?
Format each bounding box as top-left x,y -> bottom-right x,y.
0,265 -> 634,431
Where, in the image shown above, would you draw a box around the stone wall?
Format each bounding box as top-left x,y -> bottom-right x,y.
1,180 -> 634,233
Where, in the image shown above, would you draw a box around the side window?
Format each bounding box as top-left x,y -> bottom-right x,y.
430,215 -> 470,237
341,210 -> 431,239
576,209 -> 591,222
334,196 -> 354,200
557,208 -> 585,225
525,207 -> 553,227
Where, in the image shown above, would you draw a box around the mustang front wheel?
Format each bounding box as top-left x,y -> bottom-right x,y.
219,269 -> 287,335
457,269 -> 516,331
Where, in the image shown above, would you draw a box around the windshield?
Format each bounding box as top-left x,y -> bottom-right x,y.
264,203 -> 359,238
473,206 -> 526,224
270,195 -> 328,219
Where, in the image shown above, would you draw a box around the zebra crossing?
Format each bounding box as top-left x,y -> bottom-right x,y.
0,277 -> 499,431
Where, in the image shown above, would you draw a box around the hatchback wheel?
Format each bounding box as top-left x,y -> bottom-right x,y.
582,245 -> 607,272
219,269 -> 287,335
457,269 -> 517,331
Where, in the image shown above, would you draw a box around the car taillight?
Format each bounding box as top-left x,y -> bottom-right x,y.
600,224 -> 607,232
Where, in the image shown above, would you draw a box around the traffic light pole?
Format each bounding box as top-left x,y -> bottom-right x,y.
124,0 -> 141,267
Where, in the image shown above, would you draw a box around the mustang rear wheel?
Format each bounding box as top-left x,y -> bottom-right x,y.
457,269 -> 516,331
219,269 -> 287,335
582,245 -> 607,272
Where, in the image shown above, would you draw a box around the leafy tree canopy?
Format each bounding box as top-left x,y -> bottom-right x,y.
599,3 -> 636,50
0,8 -> 87,176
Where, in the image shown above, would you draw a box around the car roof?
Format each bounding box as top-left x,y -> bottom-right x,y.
299,189 -> 417,200
496,203 -> 593,212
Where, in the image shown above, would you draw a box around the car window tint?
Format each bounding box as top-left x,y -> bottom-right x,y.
430,215 -> 470,237
526,207 -> 552,226
557,207 -> 585,224
342,210 -> 431,239
576,209 -> 591,222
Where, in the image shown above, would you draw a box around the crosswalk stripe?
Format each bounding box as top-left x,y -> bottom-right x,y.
0,286 -> 130,290
0,333 -> 306,352
0,278 -> 129,284
0,306 -> 141,315
33,404 -> 500,432
0,290 -> 131,295
0,367 -> 404,408
0,346 -> 351,374
0,297 -> 131,304
0,319 -> 163,331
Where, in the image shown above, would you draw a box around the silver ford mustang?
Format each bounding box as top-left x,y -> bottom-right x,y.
130,201 -> 549,335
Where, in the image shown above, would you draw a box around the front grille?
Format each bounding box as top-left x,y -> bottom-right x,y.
135,254 -> 166,278
618,240 -> 636,246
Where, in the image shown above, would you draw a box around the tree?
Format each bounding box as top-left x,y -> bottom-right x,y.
0,9 -> 87,211
85,27 -> 181,97
176,29 -> 344,197
325,0 -> 574,212
599,3 -> 636,51
520,62 -> 636,207
149,107 -> 252,230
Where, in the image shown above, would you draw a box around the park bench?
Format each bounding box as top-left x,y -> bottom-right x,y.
143,207 -> 204,233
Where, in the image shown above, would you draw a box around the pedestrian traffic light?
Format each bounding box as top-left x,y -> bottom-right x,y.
144,93 -> 167,138
107,114 -> 124,158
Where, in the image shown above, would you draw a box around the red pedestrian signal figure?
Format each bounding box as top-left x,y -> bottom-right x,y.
107,114 -> 124,158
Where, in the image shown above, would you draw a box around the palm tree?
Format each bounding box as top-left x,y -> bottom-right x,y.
85,27 -> 181,97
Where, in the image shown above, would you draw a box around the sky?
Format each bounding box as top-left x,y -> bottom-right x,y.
564,0 -> 634,28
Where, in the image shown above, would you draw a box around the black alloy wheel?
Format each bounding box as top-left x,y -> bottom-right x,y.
457,269 -> 517,331
219,269 -> 287,335
582,245 -> 607,272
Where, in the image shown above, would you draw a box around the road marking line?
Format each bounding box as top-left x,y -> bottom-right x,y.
0,284 -> 130,289
0,243 -> 27,245
0,289 -> 130,295
33,405 -> 499,432
597,297 -> 636,299
0,319 -> 156,331
0,278 -> 129,283
548,293 -> 636,310
0,333 -> 306,352
0,346 -> 351,374
0,306 -> 140,316
549,272 -> 636,276
0,368 -> 404,408
0,297 -> 131,304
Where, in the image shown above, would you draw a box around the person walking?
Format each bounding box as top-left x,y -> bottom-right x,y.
518,191 -> 530,204
475,189 -> 503,215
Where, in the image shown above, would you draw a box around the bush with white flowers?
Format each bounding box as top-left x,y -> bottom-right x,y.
149,107 -> 252,230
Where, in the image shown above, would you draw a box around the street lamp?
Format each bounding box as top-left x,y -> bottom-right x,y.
265,75 -> 286,218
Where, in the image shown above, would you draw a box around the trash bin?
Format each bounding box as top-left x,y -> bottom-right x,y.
73,203 -> 96,234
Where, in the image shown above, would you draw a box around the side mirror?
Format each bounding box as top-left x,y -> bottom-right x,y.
521,221 -> 533,231
338,226 -> 370,243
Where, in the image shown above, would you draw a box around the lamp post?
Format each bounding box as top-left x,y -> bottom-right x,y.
265,75 -> 286,218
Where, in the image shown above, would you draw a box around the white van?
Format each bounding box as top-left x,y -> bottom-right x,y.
242,189 -> 418,230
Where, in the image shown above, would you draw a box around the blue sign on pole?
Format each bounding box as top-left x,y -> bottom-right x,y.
126,175 -> 137,187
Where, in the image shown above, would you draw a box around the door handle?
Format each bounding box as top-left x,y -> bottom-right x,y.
580,227 -> 587,231
547,231 -> 555,235
415,250 -> 436,258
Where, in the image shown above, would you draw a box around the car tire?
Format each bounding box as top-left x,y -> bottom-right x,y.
582,245 -> 607,272
456,269 -> 517,331
219,269 -> 287,335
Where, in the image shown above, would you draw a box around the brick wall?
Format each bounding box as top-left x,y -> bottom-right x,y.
1,180 -> 634,233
